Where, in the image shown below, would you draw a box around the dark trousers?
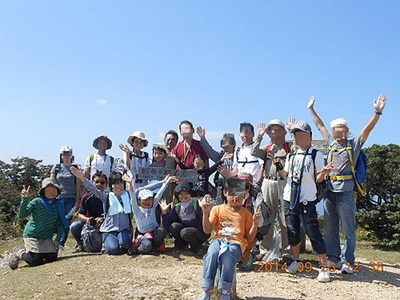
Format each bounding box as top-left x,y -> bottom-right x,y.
169,222 -> 208,252
22,252 -> 58,266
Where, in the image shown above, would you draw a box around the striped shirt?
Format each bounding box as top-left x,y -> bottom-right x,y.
19,197 -> 64,242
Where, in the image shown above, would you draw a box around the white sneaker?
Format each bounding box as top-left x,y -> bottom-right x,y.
317,268 -> 330,282
341,263 -> 354,274
286,261 -> 298,274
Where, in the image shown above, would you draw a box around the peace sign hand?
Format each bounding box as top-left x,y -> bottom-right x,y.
21,185 -> 30,197
253,205 -> 262,225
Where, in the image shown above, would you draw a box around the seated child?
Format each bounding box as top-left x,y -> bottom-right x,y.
9,179 -> 69,269
196,177 -> 261,300
237,173 -> 271,271
129,175 -> 178,254
160,182 -> 210,254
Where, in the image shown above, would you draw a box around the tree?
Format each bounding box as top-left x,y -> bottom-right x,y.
0,157 -> 52,238
357,144 -> 400,250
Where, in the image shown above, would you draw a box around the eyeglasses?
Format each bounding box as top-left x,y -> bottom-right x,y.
94,181 -> 107,184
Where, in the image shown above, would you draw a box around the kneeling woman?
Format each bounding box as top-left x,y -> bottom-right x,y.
9,178 -> 69,270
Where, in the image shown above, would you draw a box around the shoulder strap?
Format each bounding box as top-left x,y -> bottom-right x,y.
54,163 -> 61,176
311,149 -> 318,182
174,202 -> 181,214
89,154 -> 94,165
110,156 -> 114,172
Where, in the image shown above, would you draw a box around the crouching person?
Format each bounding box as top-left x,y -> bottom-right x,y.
160,182 -> 210,254
129,175 -> 178,254
196,177 -> 261,300
70,172 -> 107,252
9,179 -> 69,270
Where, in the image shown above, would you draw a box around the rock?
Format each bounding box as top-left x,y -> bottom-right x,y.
55,272 -> 63,276
66,281 -> 73,285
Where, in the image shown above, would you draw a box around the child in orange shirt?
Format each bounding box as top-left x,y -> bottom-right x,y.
196,177 -> 261,300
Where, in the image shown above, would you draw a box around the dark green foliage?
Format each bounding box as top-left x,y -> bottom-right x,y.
357,144 -> 400,250
0,157 -> 52,239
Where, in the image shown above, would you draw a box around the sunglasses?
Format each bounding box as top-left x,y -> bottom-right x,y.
94,181 -> 107,184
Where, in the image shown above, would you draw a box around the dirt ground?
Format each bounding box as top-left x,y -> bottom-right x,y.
1,244 -> 400,300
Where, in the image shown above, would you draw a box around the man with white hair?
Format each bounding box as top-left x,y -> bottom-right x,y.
308,94 -> 387,274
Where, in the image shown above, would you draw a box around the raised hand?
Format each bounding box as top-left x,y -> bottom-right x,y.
217,164 -> 230,178
221,152 -> 233,162
70,166 -> 85,181
253,205 -> 262,224
199,194 -> 211,214
119,144 -> 131,154
285,117 -> 296,132
308,96 -> 316,110
374,94 -> 387,113
257,122 -> 267,137
21,185 -> 30,197
165,175 -> 179,185
196,126 -> 206,139
159,199 -> 172,214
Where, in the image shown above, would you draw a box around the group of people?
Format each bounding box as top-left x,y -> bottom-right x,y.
8,95 -> 387,300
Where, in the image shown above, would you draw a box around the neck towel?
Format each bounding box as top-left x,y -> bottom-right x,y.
108,191 -> 131,216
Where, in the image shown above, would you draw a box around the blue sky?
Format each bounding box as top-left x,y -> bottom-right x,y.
0,1 -> 398,166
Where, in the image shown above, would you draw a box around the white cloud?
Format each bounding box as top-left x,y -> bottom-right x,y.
97,99 -> 108,106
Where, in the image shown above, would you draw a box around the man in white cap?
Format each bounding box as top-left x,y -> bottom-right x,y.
308,94 -> 387,274
252,119 -> 292,260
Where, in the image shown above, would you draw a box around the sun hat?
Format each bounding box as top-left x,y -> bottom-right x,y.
267,119 -> 287,133
93,135 -> 112,150
59,146 -> 73,155
127,131 -> 149,147
138,189 -> 154,200
330,118 -> 353,139
290,121 -> 312,134
39,177 -> 62,197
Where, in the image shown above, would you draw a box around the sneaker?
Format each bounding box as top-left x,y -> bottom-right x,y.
317,268 -> 331,282
144,232 -> 153,240
218,292 -> 231,300
155,240 -> 166,252
327,260 -> 342,270
238,256 -> 254,272
73,243 -> 84,253
286,260 -> 298,274
195,290 -> 211,300
9,247 -> 22,270
341,263 -> 354,274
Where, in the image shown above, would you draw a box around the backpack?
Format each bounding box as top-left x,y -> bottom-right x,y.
81,223 -> 102,252
175,199 -> 199,214
327,140 -> 367,198
288,148 -> 326,203
245,188 -> 271,236
89,154 -> 115,174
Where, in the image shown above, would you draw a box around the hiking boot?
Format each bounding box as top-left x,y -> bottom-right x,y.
133,235 -> 143,248
155,240 -> 166,252
286,260 -> 298,274
9,247 -> 24,270
195,290 -> 211,300
317,268 -> 331,282
341,263 -> 354,274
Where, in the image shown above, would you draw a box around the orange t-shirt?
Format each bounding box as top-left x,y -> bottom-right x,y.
209,204 -> 253,254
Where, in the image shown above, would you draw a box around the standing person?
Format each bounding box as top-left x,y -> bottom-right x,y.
171,120 -> 209,170
164,130 -> 179,157
196,177 -> 261,300
50,146 -> 79,250
8,179 -> 69,270
163,130 -> 179,203
124,131 -> 150,189
160,182 -> 210,254
84,135 -> 115,180
308,94 -> 387,274
69,172 -> 107,252
220,123 -> 262,185
196,126 -> 236,191
275,121 -> 332,282
251,120 -> 292,261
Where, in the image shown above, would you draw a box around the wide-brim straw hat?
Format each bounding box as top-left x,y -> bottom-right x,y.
127,131 -> 148,147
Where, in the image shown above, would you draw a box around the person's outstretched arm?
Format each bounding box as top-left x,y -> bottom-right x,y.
359,94 -> 387,144
308,96 -> 329,140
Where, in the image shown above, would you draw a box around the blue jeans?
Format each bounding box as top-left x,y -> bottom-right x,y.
102,230 -> 132,255
201,239 -> 242,292
70,220 -> 85,245
284,201 -> 326,254
59,197 -> 76,246
323,190 -> 356,264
